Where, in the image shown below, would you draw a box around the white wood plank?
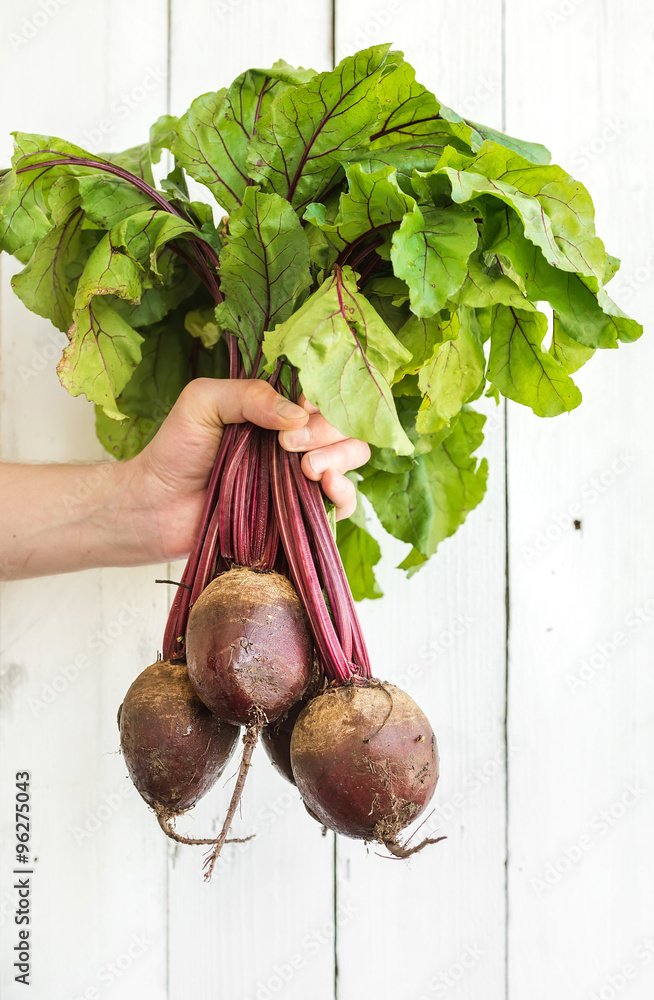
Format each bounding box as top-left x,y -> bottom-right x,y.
0,3 -> 170,998
165,9 -> 338,1000
333,6 -> 508,999
505,1 -> 654,996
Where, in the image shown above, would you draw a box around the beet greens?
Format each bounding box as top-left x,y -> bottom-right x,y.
0,43 -> 640,595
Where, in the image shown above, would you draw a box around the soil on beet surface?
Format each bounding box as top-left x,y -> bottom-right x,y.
290,682 -> 439,842
119,659 -> 240,814
186,567 -> 313,726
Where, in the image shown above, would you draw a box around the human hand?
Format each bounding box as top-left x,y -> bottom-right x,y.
121,378 -> 370,564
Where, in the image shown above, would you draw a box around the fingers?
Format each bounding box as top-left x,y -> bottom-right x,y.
300,438 -> 371,480
320,469 -> 357,520
279,411 -> 349,452
172,378 -> 308,434
298,393 -> 320,415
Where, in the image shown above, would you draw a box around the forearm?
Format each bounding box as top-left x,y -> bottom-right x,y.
0,461 -> 149,580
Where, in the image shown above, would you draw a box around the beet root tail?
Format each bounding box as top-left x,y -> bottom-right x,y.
203,722 -> 261,880
156,806 -> 254,847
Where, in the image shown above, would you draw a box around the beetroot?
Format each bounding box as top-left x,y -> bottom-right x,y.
186,566 -> 313,726
290,682 -> 443,857
118,659 -> 240,844
185,566 -> 313,876
261,698 -> 307,785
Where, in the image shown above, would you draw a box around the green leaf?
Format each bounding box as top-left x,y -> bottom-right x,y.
96,312 -> 229,458
215,187 -> 312,373
185,306 -> 221,347
372,59 -> 477,151
394,313 -> 444,378
11,209 -> 86,331
423,142 -> 608,284
304,163 -> 415,259
76,173 -> 157,230
390,203 -> 479,316
248,45 -> 393,209
449,252 -> 533,313
482,201 -> 642,349
550,320 -> 595,374
172,63 -> 311,213
397,546 -> 428,577
74,211 -> 198,310
336,485 -> 382,601
338,140 -> 449,193
58,297 -> 143,417
109,250 -> 199,328
263,266 -> 412,453
464,120 -> 551,165
360,408 -> 488,558
485,304 -> 582,417
416,307 -> 485,428
0,133 -> 115,258
95,406 -> 155,459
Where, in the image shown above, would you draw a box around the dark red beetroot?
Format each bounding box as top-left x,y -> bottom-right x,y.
261,698 -> 307,784
185,566 -> 313,877
290,683 -> 443,857
118,659 -> 240,844
186,566 -> 313,726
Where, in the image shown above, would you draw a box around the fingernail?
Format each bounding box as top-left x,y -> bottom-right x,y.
309,452 -> 329,475
280,426 -> 311,449
276,397 -> 305,419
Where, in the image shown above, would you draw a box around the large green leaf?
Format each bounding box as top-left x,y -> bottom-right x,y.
482,201 -> 642,349
464,120 -> 551,165
372,59 -> 477,151
0,133 -> 116,258
484,304 -> 582,417
390,203 -> 479,316
420,142 -> 608,284
247,45 -> 393,210
172,63 -> 311,213
263,266 -> 412,453
360,407 -> 488,558
215,187 -> 312,373
11,209 -> 85,331
58,297 -> 143,418
550,320 -> 595,374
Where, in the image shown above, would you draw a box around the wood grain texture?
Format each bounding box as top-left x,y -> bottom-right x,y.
333,4 -> 508,999
0,3 -> 171,998
504,2 -> 654,997
0,3 -> 650,999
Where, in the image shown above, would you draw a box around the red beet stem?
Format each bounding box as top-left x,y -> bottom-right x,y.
162,399 -> 372,684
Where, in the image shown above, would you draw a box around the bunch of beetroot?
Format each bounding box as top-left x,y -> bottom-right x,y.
119,396 -> 441,878
1,41 -> 639,878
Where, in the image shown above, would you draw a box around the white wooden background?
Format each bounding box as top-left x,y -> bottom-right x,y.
0,2 -> 652,998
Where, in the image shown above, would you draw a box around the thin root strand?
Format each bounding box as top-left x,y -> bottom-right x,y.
203,723 -> 261,880
156,807 -> 254,847
382,834 -> 447,859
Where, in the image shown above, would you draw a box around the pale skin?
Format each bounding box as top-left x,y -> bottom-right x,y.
0,379 -> 370,581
